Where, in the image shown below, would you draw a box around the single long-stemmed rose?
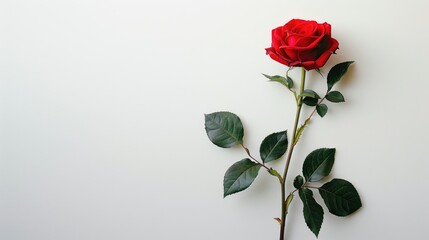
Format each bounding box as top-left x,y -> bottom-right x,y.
204,19 -> 361,240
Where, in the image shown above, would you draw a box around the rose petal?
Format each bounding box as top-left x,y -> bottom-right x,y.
313,38 -> 339,69
297,48 -> 319,62
267,51 -> 291,66
299,61 -> 317,70
284,19 -> 305,30
322,22 -> 332,36
294,36 -> 318,47
266,19 -> 338,69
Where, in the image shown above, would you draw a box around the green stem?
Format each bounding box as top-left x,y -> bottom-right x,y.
240,144 -> 270,171
307,95 -> 326,122
279,68 -> 306,240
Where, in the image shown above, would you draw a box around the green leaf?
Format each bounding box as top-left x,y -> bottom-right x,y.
204,112 -> 244,148
293,175 -> 304,189
263,74 -> 293,89
300,89 -> 320,99
285,193 -> 294,209
268,168 -> 281,179
319,179 -> 362,216
260,131 -> 288,163
299,188 -> 324,237
327,61 -> 354,91
316,104 -> 328,118
223,159 -> 261,197
293,118 -> 310,146
302,97 -> 318,106
326,91 -> 345,103
303,148 -> 336,182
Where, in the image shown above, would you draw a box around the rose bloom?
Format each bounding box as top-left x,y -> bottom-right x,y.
266,19 -> 339,70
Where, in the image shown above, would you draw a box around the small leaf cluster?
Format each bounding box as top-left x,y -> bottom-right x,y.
294,148 -> 362,237
204,111 -> 288,197
263,74 -> 294,92
302,61 -> 354,118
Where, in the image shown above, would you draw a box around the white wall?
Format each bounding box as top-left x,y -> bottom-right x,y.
1,0 -> 428,239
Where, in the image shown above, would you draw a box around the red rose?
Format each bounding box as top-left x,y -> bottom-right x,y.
265,19 -> 339,70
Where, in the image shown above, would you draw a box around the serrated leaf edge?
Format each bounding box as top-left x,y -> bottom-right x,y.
260,131 -> 288,163
204,112 -> 243,147
223,159 -> 261,197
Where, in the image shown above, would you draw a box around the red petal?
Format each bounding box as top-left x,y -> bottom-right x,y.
314,38 -> 339,69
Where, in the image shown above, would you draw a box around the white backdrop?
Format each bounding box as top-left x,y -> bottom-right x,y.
1,0 -> 429,239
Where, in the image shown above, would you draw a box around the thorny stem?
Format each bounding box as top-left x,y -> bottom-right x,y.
279,68 -> 306,240
307,96 -> 327,121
